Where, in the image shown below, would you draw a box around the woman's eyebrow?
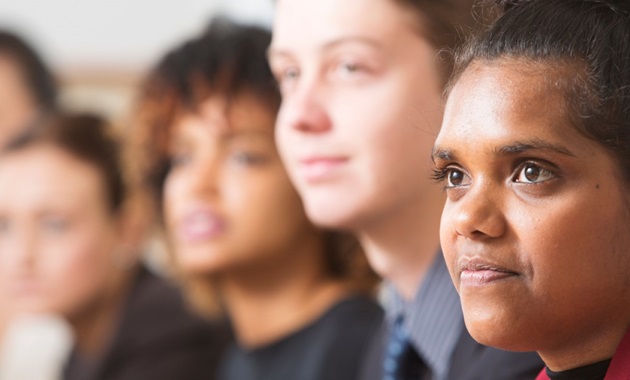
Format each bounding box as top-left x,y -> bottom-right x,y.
267,47 -> 293,62
319,36 -> 383,52
431,146 -> 457,163
431,139 -> 576,163
268,36 -> 383,60
494,139 -> 576,157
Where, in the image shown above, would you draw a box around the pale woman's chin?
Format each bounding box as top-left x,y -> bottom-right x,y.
11,299 -> 55,316
299,188 -> 367,230
7,286 -> 49,315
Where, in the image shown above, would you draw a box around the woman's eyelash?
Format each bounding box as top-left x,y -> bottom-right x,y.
431,167 -> 449,183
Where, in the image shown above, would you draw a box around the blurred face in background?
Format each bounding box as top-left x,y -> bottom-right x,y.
0,55 -> 38,148
164,93 -> 319,275
0,144 -> 124,320
270,0 -> 444,230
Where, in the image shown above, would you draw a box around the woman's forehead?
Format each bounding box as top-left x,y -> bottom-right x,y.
436,61 -> 587,154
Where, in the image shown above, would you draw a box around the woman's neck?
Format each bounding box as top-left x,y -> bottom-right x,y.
69,269 -> 136,358
218,238 -> 350,349
357,186 -> 444,300
540,322 -> 630,372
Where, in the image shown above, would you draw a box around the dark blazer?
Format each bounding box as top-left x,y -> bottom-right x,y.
64,267 -> 232,380
361,320 -> 543,380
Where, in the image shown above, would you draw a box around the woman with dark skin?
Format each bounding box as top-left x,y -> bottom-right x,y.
131,19 -> 382,380
434,0 -> 630,378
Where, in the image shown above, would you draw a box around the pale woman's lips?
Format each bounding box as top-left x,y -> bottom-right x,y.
298,156 -> 349,183
458,257 -> 520,287
9,277 -> 43,298
177,209 -> 226,243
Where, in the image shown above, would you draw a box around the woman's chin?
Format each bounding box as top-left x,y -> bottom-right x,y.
465,314 -> 542,353
462,305 -> 526,352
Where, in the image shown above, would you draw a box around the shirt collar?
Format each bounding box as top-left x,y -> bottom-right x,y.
384,251 -> 463,380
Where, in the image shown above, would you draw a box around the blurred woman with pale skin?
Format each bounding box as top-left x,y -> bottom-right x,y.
269,0 -> 543,379
132,19 -> 382,380
0,113 -> 229,380
0,31 -> 58,351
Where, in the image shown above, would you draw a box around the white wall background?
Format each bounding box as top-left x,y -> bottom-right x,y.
0,0 -> 275,119
0,0 -> 274,73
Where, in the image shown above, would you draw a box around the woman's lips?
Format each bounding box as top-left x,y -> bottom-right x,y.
298,156 -> 348,182
9,278 -> 44,298
459,258 -> 520,287
178,209 -> 226,243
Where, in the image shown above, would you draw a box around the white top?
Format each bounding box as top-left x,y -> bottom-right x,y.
0,314 -> 74,380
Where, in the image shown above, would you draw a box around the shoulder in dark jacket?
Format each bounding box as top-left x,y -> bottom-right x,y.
66,266 -> 232,380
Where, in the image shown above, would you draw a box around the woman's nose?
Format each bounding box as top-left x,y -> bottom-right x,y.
5,228 -> 38,269
277,81 -> 333,135
450,185 -> 507,241
189,157 -> 221,196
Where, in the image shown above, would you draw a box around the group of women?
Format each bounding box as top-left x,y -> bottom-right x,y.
1,0 -> 629,379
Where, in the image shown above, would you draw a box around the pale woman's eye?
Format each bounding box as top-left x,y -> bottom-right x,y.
284,67 -> 300,81
514,163 -> 556,184
41,217 -> 69,233
339,61 -> 359,74
336,60 -> 367,79
274,66 -> 300,93
276,66 -> 300,87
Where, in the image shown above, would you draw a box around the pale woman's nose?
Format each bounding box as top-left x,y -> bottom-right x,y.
278,84 -> 332,134
9,231 -> 38,268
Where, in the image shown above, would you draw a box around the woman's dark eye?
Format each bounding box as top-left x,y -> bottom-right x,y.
447,169 -> 469,187
228,151 -> 267,166
168,152 -> 192,169
514,163 -> 556,184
